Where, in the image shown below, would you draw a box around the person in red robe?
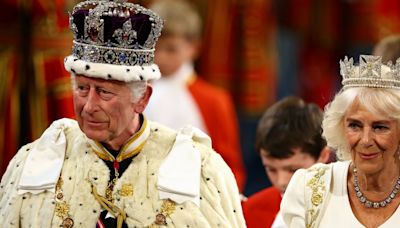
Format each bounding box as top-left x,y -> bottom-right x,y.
144,0 -> 246,191
242,97 -> 332,228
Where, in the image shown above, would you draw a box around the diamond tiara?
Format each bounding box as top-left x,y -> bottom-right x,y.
69,0 -> 163,66
340,55 -> 400,89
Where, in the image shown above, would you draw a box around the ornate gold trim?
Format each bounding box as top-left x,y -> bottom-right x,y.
54,177 -> 75,228
305,167 -> 328,228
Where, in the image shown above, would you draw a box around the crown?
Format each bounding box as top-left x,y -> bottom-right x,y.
64,0 -> 163,82
340,55 -> 400,89
69,0 -> 162,66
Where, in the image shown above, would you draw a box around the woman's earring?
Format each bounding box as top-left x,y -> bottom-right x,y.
398,148 -> 400,160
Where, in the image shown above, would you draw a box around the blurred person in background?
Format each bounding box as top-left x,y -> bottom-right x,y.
242,96 -> 332,228
145,0 -> 246,192
373,34 -> 400,64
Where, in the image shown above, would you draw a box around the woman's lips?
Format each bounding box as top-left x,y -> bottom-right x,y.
359,152 -> 379,160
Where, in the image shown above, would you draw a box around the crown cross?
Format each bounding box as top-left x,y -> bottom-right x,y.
113,20 -> 137,48
359,55 -> 381,78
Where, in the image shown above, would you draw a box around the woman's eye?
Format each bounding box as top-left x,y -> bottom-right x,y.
347,122 -> 360,129
373,125 -> 389,131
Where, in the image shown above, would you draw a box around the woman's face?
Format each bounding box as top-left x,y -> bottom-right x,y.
344,102 -> 400,175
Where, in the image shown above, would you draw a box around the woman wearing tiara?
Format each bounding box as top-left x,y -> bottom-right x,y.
280,55 -> 400,228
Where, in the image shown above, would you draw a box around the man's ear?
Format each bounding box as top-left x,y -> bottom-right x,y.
133,84 -> 153,113
317,146 -> 333,164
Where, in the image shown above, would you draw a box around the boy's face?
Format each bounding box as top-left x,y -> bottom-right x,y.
154,34 -> 196,77
260,148 -> 317,195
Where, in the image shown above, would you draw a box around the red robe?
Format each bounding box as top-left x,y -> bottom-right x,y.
188,76 -> 246,191
242,187 -> 282,228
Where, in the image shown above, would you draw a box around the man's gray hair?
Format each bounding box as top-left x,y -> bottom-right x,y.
127,81 -> 148,103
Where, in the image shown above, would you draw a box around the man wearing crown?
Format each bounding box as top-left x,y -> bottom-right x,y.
0,1 -> 246,227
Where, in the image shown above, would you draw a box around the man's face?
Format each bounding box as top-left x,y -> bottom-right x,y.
154,34 -> 196,76
260,148 -> 317,195
73,75 -> 137,145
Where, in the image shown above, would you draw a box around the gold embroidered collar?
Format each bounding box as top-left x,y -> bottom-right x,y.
87,116 -> 150,162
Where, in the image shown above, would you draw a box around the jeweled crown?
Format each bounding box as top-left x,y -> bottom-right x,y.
340,55 -> 400,89
69,0 -> 163,66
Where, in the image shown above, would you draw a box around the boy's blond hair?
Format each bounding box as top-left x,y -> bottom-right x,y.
150,0 -> 202,41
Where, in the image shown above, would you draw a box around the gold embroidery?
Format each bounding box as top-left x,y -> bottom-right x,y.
105,178 -> 117,202
120,183 -> 134,197
54,177 -> 74,227
149,200 -> 176,227
147,225 -> 159,228
160,199 -> 176,216
55,201 -> 70,218
305,167 -> 328,228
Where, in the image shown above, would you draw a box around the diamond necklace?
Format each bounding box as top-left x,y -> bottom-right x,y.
353,167 -> 400,208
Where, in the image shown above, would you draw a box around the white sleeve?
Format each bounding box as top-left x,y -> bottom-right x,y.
280,168 -> 307,228
280,163 -> 333,228
271,211 -> 288,228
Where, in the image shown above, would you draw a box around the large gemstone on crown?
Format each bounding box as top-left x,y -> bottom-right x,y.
119,52 -> 127,63
123,34 -> 129,41
104,50 -> 116,63
73,45 -> 84,58
138,55 -> 144,65
83,46 -> 100,63
129,53 -> 137,65
89,26 -> 99,42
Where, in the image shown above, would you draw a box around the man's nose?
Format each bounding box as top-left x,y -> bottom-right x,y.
83,88 -> 99,113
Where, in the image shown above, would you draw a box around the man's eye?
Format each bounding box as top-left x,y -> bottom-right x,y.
99,89 -> 111,94
77,85 -> 87,90
76,85 -> 89,95
98,89 -> 115,100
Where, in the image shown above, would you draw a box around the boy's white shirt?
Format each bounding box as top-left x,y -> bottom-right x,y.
144,62 -> 207,133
